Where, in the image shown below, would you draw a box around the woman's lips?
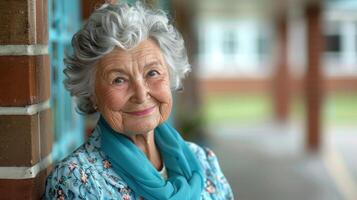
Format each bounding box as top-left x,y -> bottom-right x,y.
125,106 -> 155,116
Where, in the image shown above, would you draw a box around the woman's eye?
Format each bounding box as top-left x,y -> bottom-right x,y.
112,77 -> 125,85
147,70 -> 160,77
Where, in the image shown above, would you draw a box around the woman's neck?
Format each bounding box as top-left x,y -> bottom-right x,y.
128,130 -> 162,170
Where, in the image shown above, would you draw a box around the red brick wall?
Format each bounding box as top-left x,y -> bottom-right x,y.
198,76 -> 357,96
0,0 -> 53,199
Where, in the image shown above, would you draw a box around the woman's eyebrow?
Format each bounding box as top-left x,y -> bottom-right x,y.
144,61 -> 161,68
104,68 -> 127,77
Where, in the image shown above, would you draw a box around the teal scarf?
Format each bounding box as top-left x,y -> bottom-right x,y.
99,117 -> 204,200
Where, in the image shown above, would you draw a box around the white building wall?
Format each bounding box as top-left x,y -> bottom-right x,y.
196,0 -> 357,78
197,18 -> 273,78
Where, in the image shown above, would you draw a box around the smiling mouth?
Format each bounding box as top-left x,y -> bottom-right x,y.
125,106 -> 156,116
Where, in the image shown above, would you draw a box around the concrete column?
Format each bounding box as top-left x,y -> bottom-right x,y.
273,13 -> 290,122
171,0 -> 204,140
305,1 -> 324,151
0,0 -> 53,199
82,0 -> 102,20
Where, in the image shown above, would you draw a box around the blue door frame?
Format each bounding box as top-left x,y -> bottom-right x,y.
48,0 -> 84,162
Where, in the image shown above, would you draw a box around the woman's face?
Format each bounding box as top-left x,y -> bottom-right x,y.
93,39 -> 172,135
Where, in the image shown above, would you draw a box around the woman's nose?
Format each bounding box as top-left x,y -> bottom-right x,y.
131,78 -> 149,104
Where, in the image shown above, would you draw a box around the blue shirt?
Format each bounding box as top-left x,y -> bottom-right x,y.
44,129 -> 234,200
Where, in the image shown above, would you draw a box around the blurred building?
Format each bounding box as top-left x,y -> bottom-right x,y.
196,0 -> 274,78
323,1 -> 357,76
196,0 -> 357,93
193,1 -> 357,199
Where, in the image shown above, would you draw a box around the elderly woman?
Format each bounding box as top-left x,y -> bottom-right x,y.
44,2 -> 233,200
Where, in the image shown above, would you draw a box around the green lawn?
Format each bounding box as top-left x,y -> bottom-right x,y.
324,93 -> 357,125
203,93 -> 272,124
203,93 -> 357,126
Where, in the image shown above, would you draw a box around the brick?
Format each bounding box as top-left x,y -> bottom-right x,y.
0,166 -> 50,200
0,0 -> 48,44
0,109 -> 53,166
0,1 -> 29,44
35,0 -> 48,44
36,55 -> 51,105
0,55 -> 50,106
40,109 -> 53,158
0,115 -> 36,166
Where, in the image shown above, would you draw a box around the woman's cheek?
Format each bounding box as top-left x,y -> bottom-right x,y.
161,102 -> 172,121
159,86 -> 173,120
109,92 -> 127,110
100,88 -> 126,110
150,77 -> 170,91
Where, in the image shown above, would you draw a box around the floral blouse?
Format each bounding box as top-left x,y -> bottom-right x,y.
44,129 -> 234,200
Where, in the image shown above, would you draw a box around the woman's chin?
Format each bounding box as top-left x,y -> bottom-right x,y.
120,109 -> 163,135
122,120 -> 159,136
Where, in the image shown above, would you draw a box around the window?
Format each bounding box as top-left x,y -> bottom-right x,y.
257,34 -> 268,56
223,30 -> 237,55
325,34 -> 341,52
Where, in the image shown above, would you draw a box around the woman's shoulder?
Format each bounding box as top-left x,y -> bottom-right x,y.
44,132 -> 134,199
186,141 -> 220,168
48,130 -> 107,177
186,141 -> 235,200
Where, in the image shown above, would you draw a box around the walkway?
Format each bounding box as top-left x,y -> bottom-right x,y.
206,123 -> 357,200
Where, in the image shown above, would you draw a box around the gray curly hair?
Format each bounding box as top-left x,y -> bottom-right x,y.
63,2 -> 191,114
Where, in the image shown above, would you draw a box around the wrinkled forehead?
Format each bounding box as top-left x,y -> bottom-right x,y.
99,39 -> 165,67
